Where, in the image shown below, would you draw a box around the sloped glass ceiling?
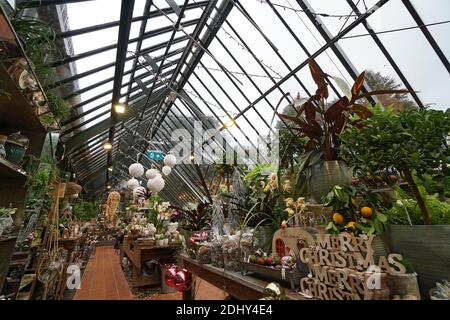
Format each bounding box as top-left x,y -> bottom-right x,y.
8,0 -> 449,204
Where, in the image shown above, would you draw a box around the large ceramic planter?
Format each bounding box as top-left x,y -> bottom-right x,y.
387,225 -> 450,299
4,132 -> 28,165
309,160 -> 351,203
4,141 -> 26,164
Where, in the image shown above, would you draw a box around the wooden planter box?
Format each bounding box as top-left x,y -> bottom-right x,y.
239,261 -> 302,291
387,225 -> 450,299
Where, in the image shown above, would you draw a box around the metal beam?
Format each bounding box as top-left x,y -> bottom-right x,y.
64,88 -> 168,152
145,0 -> 232,144
296,0 -> 373,103
346,0 -> 424,108
56,1 -> 207,38
402,0 -> 450,74
18,0 -> 94,7
228,0 -> 390,124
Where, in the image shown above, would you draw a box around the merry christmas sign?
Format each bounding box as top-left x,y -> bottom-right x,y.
299,233 -> 406,300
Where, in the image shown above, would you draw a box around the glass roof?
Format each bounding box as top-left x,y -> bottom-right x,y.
8,0 -> 450,204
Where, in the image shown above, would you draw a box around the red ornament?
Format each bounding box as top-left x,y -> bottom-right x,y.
164,264 -> 179,288
173,269 -> 192,292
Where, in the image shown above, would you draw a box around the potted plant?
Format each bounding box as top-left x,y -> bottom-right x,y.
277,60 -> 409,202
340,105 -> 450,297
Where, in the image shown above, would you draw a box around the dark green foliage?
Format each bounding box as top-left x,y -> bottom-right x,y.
384,187 -> 450,225
340,106 -> 450,175
73,199 -> 99,222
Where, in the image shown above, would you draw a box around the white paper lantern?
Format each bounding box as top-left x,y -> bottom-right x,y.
145,168 -> 159,179
127,178 -> 139,190
162,166 -> 172,176
129,163 -> 144,177
132,186 -> 146,198
147,176 -> 165,193
164,154 -> 177,167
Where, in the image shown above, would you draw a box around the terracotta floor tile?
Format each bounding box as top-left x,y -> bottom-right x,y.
74,246 -> 132,300
75,246 -> 228,301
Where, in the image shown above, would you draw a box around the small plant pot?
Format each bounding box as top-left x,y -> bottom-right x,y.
156,239 -> 164,247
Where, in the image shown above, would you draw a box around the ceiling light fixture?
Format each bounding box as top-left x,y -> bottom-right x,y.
103,142 -> 113,150
114,103 -> 127,114
224,119 -> 236,129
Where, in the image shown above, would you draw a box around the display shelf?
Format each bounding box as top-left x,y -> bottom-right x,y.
0,64 -> 46,134
0,157 -> 27,181
0,5 -> 52,134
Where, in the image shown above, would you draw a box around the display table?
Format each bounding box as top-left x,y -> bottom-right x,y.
59,235 -> 85,262
122,236 -> 177,288
181,255 -> 311,300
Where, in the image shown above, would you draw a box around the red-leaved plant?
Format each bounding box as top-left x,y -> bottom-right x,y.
277,59 -> 410,170
276,60 -> 410,197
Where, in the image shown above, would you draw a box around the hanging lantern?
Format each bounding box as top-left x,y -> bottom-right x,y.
173,269 -> 192,292
145,168 -> 159,179
147,176 -> 165,193
164,154 -> 177,167
129,163 -> 144,177
127,178 -> 139,190
162,166 -> 172,176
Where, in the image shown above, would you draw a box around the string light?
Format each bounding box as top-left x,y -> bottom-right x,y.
256,0 -> 359,18
192,0 -> 284,80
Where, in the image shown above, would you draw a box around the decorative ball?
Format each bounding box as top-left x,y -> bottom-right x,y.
162,166 -> 172,176
145,168 -> 159,179
173,269 -> 192,292
129,163 -> 144,177
147,176 -> 165,193
127,178 -> 140,190
262,282 -> 286,300
164,154 -> 177,167
132,186 -> 146,198
164,264 -> 179,288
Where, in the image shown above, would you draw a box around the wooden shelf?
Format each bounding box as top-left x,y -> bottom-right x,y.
0,157 -> 27,181
0,64 -> 46,134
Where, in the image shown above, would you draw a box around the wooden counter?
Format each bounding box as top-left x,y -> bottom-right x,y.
181,254 -> 312,300
122,237 -> 178,288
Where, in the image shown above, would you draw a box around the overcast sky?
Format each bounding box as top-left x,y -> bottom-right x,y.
62,0 -> 450,145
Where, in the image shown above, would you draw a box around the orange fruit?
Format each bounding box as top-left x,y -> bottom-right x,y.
346,221 -> 356,230
360,206 -> 373,219
332,212 -> 344,225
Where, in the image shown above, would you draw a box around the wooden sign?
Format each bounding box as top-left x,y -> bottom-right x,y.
147,150 -> 164,160
57,183 -> 66,199
298,233 -> 406,300
272,227 -> 324,257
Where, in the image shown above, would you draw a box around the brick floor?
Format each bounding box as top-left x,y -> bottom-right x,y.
74,246 -> 133,300
147,280 -> 228,300
74,246 -> 226,300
